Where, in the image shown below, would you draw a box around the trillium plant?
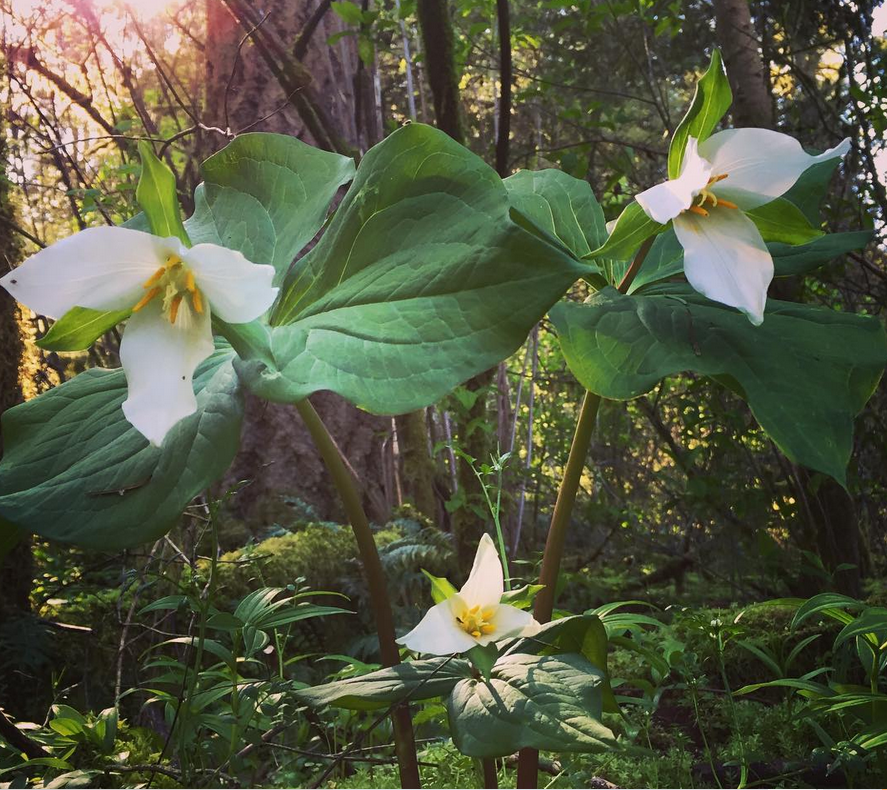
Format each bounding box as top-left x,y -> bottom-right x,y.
1,50 -> 885,789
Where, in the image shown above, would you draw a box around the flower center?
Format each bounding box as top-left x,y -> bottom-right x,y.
685,173 -> 738,218
455,604 -> 497,639
132,254 -> 204,324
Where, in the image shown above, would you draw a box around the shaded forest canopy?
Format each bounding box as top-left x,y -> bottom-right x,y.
0,0 -> 886,787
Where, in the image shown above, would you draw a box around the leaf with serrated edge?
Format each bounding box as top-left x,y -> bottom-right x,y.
551,287 -> 887,484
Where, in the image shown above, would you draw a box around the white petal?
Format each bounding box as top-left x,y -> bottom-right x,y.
396,598 -> 478,655
674,209 -> 773,325
636,137 -> 712,224
489,605 -> 541,643
459,533 -> 504,609
184,244 -> 278,324
0,227 -> 182,319
700,129 -> 851,210
119,299 -> 215,446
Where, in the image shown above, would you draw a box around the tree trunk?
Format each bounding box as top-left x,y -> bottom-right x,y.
712,0 -> 773,129
205,0 -> 394,529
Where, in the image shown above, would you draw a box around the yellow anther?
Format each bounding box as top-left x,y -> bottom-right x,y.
185,271 -> 196,293
143,266 -> 166,288
471,630 -> 481,638
165,254 -> 181,269
169,294 -> 183,324
469,605 -> 480,614
481,624 -> 495,635
132,287 -> 160,312
708,173 -> 728,184
191,289 -> 204,314
457,604 -> 496,639
688,205 -> 709,217
482,608 -> 495,620
717,199 -> 739,210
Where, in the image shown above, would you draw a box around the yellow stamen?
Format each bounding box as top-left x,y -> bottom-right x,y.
456,604 -> 497,639
709,173 -> 728,184
143,266 -> 166,288
469,605 -> 480,614
165,254 -> 181,269
132,287 -> 160,312
191,289 -> 204,314
480,624 -> 495,634
185,271 -> 196,293
482,608 -> 495,620
169,294 -> 183,324
471,630 -> 481,638
688,205 -> 709,217
717,199 -> 739,210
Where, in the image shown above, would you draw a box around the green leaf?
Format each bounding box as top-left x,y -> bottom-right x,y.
422,569 -> 458,604
791,592 -> 864,630
136,141 -> 189,244
331,0 -> 363,25
186,132 -> 355,286
509,614 -> 618,713
782,157 -> 842,223
447,653 -> 618,757
504,169 -> 607,259
294,657 -> 472,711
500,583 -> 545,610
834,609 -> 887,650
0,346 -> 244,550
735,677 -> 834,698
37,307 -> 131,352
627,228 -> 684,292
466,643 -> 498,680
771,231 -> 872,277
586,202 -> 663,264
668,49 -> 732,180
233,124 -> 583,413
746,198 -> 823,245
551,288 -> 887,484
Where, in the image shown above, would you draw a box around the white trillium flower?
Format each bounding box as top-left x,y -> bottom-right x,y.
397,533 -> 541,655
635,129 -> 851,325
0,226 -> 277,446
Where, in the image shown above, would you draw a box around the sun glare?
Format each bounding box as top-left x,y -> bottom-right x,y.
9,0 -> 179,20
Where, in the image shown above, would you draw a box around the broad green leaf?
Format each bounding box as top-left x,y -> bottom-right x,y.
626,228 -> 684,292
585,202 -> 663,264
232,124 -> 583,413
447,653 -> 618,757
504,169 -> 607,259
0,346 -> 244,550
508,614 -> 618,712
185,132 -> 355,286
551,288 -> 887,484
668,49 -> 732,179
36,307 -> 130,352
466,643 -> 498,680
422,569 -> 457,604
735,677 -> 834,698
782,157 -> 842,223
136,141 -> 189,244
294,657 -> 472,711
746,198 -> 822,245
500,583 -> 545,610
771,231 -> 872,277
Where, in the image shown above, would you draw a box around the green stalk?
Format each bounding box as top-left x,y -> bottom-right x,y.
295,398 -> 421,789
516,236 -> 654,789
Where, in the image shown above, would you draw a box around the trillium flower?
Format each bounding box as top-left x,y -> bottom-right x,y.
397,533 -> 540,655
635,129 -> 850,325
0,227 -> 277,445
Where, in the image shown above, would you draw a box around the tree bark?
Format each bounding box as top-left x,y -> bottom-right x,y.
204,0 -> 394,528
712,0 -> 773,128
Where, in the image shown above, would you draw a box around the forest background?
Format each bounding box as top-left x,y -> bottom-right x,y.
0,0 -> 886,787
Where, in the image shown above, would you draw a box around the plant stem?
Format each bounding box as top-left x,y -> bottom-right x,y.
295,398 -> 421,789
516,236 -> 654,788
